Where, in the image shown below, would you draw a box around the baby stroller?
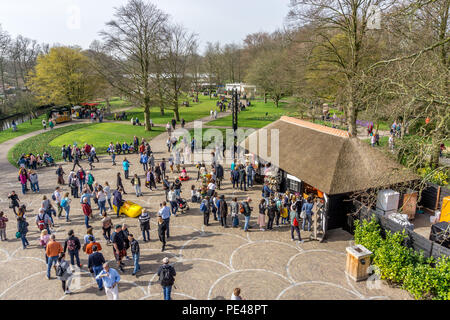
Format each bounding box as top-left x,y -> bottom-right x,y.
44,155 -> 55,167
177,198 -> 189,214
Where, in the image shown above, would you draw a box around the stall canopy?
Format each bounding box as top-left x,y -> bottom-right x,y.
241,116 -> 417,195
81,103 -> 100,107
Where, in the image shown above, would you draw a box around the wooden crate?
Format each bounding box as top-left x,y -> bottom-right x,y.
345,245 -> 372,282
402,190 -> 418,220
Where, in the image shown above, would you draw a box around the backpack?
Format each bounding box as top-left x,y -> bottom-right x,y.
200,202 -> 206,212
37,214 -> 46,230
161,266 -> 174,285
56,263 -> 65,277
52,193 -> 56,201
67,238 -> 77,251
239,203 -> 245,214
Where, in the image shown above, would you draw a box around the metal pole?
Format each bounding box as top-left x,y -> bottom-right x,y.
232,89 -> 239,158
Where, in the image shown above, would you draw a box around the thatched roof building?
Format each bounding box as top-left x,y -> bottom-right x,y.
241,116 -> 417,196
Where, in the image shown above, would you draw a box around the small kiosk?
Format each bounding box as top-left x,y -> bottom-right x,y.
48,106 -> 72,124
241,116 -> 417,231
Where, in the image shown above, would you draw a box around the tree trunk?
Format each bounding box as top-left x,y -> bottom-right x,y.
173,96 -> 180,122
264,91 -> 267,104
143,96 -> 151,131
346,83 -> 358,137
430,133 -> 442,169
0,64 -> 7,101
347,102 -> 358,137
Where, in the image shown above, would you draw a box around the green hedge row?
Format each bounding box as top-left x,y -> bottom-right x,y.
354,218 -> 450,300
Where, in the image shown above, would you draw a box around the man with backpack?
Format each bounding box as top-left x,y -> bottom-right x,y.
36,208 -> 52,234
157,257 -> 176,300
86,171 -> 95,192
241,198 -> 252,232
88,245 -> 106,291
111,225 -> 126,272
113,188 -> 124,218
200,196 -> 211,226
45,234 -> 63,279
63,230 -> 83,269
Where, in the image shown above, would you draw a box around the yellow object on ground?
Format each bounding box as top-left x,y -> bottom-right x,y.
113,201 -> 143,218
441,196 -> 450,223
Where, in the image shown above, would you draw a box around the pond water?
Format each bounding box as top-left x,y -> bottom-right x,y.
0,109 -> 48,131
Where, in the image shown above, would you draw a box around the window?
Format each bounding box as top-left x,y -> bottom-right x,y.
289,179 -> 300,193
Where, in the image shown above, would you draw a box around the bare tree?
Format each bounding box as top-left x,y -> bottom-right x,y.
163,24 -> 197,121
288,0 -> 397,137
0,26 -> 11,102
91,0 -> 169,131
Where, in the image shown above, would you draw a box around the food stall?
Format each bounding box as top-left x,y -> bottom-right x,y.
48,106 -> 72,124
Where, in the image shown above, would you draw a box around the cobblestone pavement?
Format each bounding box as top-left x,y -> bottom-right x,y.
0,115 -> 412,300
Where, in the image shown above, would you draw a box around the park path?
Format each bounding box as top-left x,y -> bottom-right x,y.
0,110 -> 233,185
0,119 -> 92,176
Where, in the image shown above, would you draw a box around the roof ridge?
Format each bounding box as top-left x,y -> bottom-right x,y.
280,116 -> 350,138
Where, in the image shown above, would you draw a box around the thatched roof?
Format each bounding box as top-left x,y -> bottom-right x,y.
241,116 -> 417,195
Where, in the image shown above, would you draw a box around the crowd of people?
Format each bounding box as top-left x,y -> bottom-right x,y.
4,108 -> 320,301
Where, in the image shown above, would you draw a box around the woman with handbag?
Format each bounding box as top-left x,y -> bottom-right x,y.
290,207 -> 303,243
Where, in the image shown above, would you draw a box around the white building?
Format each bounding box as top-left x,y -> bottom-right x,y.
225,83 -> 257,96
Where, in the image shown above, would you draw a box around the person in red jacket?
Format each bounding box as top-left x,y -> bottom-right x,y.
82,198 -> 93,229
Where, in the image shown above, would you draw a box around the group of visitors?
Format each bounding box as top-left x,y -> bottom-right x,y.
15,167 -> 41,194
17,152 -> 54,170
42,118 -> 56,130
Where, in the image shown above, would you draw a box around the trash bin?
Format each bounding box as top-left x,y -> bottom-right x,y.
345,245 -> 372,282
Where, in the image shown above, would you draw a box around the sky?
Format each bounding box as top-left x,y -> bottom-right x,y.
0,0 -> 291,53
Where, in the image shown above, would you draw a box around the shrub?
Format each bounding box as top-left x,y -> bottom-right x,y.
354,218 -> 450,300
417,167 -> 449,186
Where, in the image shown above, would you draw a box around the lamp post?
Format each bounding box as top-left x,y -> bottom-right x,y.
232,88 -> 239,158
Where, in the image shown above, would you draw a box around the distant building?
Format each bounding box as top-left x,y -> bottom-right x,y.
225,83 -> 257,96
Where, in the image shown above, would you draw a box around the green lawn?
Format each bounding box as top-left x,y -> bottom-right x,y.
8,123 -> 94,167
49,123 -> 165,153
207,100 -> 296,128
107,95 -> 223,125
0,114 -> 48,144
98,97 -> 134,110
8,123 -> 165,167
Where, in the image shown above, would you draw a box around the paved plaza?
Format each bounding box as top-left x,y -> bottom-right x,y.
0,119 -> 412,300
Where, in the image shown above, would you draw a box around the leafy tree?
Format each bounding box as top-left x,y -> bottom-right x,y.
28,46 -> 95,105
